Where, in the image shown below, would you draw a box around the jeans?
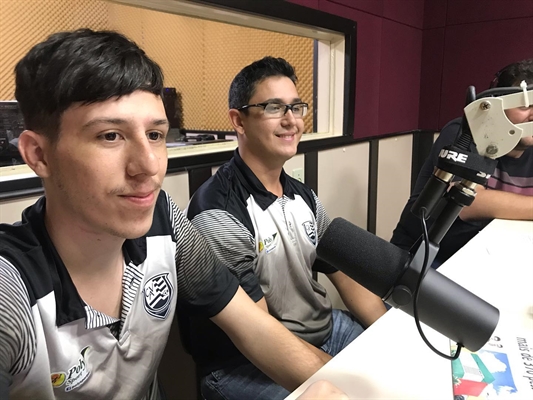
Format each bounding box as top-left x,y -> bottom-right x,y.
201,309 -> 364,400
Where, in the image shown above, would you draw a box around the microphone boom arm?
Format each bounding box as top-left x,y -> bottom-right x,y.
465,86 -> 533,158
411,85 -> 533,247
394,84 -> 532,352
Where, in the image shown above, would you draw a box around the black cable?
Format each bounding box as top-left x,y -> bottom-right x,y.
412,208 -> 463,361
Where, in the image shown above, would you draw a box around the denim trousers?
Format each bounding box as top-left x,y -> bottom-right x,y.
200,309 -> 365,400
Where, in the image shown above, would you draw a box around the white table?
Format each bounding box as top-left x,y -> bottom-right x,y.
286,219 -> 533,399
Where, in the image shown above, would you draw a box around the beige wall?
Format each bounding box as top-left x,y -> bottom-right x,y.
376,135 -> 412,241
317,144 -> 370,228
284,153 -> 305,182
0,195 -> 41,223
161,172 -> 190,211
316,143 -> 370,310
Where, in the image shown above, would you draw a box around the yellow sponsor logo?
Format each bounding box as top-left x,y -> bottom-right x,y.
51,372 -> 66,388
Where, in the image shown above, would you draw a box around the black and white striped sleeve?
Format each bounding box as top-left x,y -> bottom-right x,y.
188,209 -> 262,301
166,194 -> 240,318
311,192 -> 338,274
313,191 -> 332,241
0,256 -> 36,384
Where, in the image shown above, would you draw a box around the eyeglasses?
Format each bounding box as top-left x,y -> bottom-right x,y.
237,102 -> 309,118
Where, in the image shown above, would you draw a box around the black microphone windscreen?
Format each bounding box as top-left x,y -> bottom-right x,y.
317,217 -> 410,298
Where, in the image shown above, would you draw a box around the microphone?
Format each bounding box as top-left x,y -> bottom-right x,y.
317,217 -> 499,352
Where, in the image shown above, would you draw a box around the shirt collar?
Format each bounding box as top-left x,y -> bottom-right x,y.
23,197 -> 145,327
232,148 -> 296,211
24,197 -> 87,326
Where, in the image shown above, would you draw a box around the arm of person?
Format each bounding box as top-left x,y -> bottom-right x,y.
211,286 -> 328,392
256,298 -> 332,365
459,185 -> 533,221
0,257 -> 37,400
172,195 -> 330,390
326,271 -> 386,328
187,195 -> 332,362
311,192 -> 386,328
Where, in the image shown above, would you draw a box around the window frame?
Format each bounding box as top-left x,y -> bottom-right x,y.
0,0 -> 357,197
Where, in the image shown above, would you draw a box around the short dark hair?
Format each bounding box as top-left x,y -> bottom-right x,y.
15,29 -> 164,142
490,58 -> 533,88
228,56 -> 297,110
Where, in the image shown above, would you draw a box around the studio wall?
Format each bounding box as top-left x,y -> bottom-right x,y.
422,0 -> 533,129
289,0 -> 425,138
289,0 -> 533,134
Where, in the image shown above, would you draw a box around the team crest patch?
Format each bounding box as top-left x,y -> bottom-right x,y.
143,273 -> 173,319
302,221 -> 316,245
52,346 -> 91,392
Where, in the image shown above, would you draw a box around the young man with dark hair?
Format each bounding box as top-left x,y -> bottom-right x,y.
185,56 -> 387,399
391,59 -> 533,267
0,30 -> 341,400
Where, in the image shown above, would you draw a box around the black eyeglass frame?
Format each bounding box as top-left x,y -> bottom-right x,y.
237,102 -> 309,116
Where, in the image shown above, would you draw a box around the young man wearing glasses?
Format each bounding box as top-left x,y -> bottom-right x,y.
185,56 -> 386,400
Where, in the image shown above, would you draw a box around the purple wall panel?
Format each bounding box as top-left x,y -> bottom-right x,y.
320,2 -> 384,138
383,0 -> 425,28
288,0 -> 533,135
446,0 -> 533,25
439,17 -> 533,127
418,28 -> 445,129
325,0 -> 384,16
378,19 -> 422,134
423,0 -> 447,29
352,12 -> 384,138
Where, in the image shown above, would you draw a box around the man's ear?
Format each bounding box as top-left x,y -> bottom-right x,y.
228,109 -> 245,137
17,130 -> 52,178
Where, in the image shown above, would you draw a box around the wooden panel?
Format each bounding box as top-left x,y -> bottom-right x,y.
316,142 -> 369,311
0,195 -> 41,223
317,143 -> 369,228
161,171 -> 190,211
376,135 -> 412,241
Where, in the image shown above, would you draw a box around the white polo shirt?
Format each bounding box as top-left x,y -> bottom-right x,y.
0,191 -> 239,399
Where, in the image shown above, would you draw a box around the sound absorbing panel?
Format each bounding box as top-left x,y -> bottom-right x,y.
0,0 -> 314,133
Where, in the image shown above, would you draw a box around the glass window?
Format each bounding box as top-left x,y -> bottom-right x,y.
0,0 -> 354,180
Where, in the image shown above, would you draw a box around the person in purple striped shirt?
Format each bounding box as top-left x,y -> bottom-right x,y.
391,59 -> 533,267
